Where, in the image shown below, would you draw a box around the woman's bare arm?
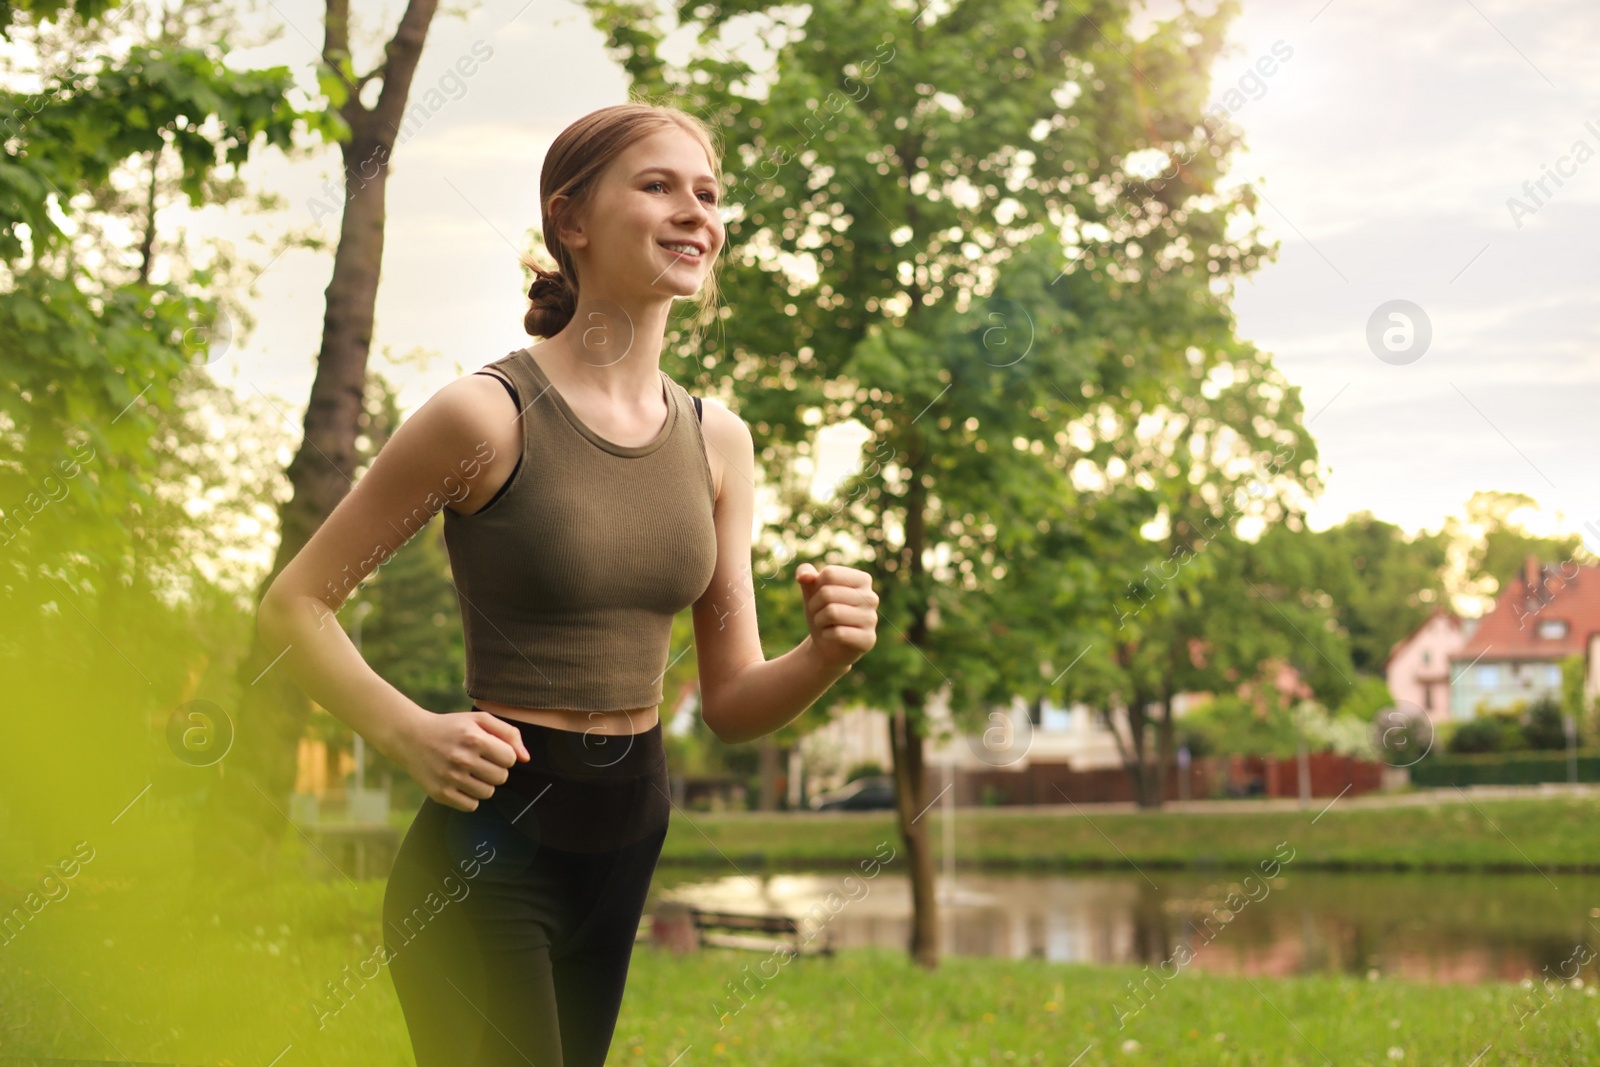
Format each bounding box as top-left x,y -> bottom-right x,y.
690,402 -> 878,745
256,373 -> 531,810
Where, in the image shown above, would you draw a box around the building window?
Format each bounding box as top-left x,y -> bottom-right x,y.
1477,665 -> 1500,688
1422,649 -> 1432,666
1537,619 -> 1569,640
1548,664 -> 1563,687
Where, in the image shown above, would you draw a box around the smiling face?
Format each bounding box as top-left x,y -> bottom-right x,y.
558,125 -> 725,304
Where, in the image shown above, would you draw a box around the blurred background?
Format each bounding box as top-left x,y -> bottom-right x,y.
3,0 -> 1598,1064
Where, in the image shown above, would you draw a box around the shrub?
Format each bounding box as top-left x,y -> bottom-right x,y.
1179,691 -> 1300,759
1410,748 -> 1600,787
1337,675 -> 1396,721
1521,695 -> 1572,750
1448,711 -> 1523,754
1373,703 -> 1432,761
1176,724 -> 1212,759
844,761 -> 886,783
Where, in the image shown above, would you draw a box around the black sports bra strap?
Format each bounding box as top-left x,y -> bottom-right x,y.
470,370 -> 523,514
693,394 -> 702,423
475,369 -> 520,407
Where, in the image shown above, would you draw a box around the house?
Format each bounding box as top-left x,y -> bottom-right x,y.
1236,658 -> 1315,714
1383,608 -> 1469,724
794,690 -> 1129,800
795,660 -> 1322,805
1449,555 -> 1600,720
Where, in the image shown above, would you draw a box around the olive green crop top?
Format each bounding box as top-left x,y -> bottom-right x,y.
440,348 -> 719,711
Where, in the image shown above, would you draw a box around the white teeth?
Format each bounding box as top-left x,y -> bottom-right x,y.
662,243 -> 701,256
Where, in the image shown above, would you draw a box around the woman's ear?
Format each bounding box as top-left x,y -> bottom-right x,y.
551,193 -> 589,251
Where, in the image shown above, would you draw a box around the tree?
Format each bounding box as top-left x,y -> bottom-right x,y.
2,2 -> 319,601
1521,695 -> 1569,751
221,0 -> 470,870
584,0 -> 1279,967
1056,338 -> 1327,808
0,0 -> 328,852
1443,490 -> 1588,614
1258,512 -> 1447,676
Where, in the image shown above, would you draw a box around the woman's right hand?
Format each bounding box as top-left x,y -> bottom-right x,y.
391,709 -> 531,812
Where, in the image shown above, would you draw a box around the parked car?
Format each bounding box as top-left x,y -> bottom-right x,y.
808,775 -> 896,812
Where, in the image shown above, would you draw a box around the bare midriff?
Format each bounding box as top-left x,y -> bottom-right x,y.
474,698 -> 661,736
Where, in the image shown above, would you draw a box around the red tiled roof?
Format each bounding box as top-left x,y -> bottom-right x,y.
1453,557 -> 1600,663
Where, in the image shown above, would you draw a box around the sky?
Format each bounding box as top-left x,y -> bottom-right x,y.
198,0 -> 1600,547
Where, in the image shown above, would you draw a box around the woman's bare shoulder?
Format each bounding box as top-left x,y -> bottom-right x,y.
695,397 -> 753,506
416,370 -> 524,513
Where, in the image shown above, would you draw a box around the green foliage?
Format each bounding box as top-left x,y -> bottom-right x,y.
1447,710 -> 1525,754
1174,720 -> 1211,759
1,43 -> 329,262
1178,692 -> 1299,759
1445,698 -> 1578,755
660,703 -> 766,791
0,0 -> 118,39
1,11 -> 330,618
1560,652 -> 1588,721
582,0 -> 1311,753
1410,749 -> 1600,788
1178,690 -> 1372,760
1521,694 -> 1571,750
844,760 -> 885,783
1166,527 -> 1354,708
1443,490 -> 1590,608
1335,674 -> 1395,721
1257,513 -> 1448,677
657,796 -> 1600,871
0,269 -> 210,585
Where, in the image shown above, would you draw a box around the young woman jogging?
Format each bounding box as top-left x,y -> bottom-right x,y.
256,102 -> 879,1066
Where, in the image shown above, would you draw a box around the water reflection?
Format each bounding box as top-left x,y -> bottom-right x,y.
652,868 -> 1600,985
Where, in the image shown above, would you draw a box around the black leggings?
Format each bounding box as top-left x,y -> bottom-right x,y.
383,709 -> 670,1067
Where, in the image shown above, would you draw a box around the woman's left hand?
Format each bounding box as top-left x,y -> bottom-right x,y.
796,562 -> 879,670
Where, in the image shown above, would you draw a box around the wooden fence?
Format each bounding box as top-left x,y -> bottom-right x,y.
958,751 -> 1386,805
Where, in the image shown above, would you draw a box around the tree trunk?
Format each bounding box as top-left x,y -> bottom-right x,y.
1112,692 -> 1164,810
889,429 -> 939,969
1152,685 -> 1176,810
756,735 -> 780,811
136,147 -> 158,286
197,0 -> 440,876
889,695 -> 937,970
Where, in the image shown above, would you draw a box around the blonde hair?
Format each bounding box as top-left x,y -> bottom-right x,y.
521,102 -> 724,340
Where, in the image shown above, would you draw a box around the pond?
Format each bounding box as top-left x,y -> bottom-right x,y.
649,867 -> 1600,985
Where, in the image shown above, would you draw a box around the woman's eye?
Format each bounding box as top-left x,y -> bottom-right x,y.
699,192 -> 718,204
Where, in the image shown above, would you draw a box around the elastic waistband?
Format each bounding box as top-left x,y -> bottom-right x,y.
473,706 -> 665,779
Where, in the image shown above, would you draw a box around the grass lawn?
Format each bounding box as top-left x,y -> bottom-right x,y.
621,944 -> 1598,1066
2,819 -> 1596,1067
651,794 -> 1600,872
5,884 -> 1595,1067
3,797 -> 1596,1065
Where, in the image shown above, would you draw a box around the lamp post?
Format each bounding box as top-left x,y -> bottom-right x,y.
345,599 -> 392,825
1565,712 -> 1578,785
937,722 -> 960,959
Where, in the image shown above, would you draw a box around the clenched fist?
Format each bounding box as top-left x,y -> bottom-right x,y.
391,709 -> 531,812
796,562 -> 878,670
